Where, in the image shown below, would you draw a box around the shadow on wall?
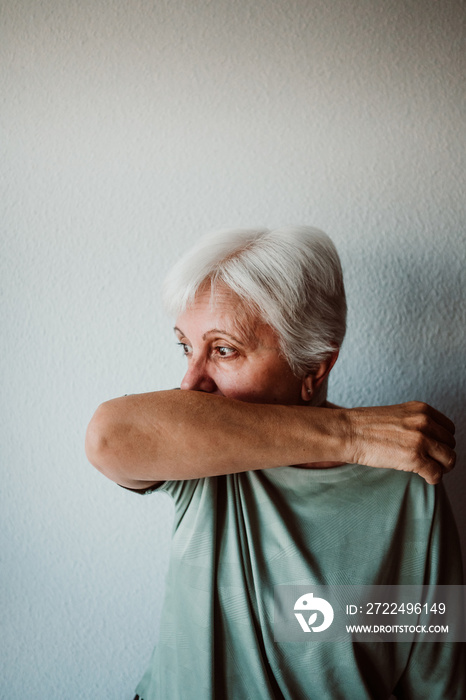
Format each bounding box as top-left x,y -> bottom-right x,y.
343,241 -> 466,570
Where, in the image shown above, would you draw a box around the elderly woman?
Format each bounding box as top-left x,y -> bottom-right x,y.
86,227 -> 463,699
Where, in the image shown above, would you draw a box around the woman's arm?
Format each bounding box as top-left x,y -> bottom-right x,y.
85,390 -> 455,489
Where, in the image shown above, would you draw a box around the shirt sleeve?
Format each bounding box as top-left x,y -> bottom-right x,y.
392,484 -> 465,700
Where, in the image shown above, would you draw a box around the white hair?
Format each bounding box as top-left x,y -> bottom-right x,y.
163,226 -> 347,379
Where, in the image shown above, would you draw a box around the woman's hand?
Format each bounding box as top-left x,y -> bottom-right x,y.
346,401 -> 456,485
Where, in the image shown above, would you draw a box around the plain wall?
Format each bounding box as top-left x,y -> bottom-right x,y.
1,0 -> 465,697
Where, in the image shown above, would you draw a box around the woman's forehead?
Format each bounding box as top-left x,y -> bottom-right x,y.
188,284 -> 249,318
177,286 -> 274,346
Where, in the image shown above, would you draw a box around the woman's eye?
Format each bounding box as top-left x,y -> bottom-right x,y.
177,342 -> 190,355
215,346 -> 235,357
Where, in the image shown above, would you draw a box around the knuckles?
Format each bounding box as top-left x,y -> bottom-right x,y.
405,400 -> 430,413
404,411 -> 431,433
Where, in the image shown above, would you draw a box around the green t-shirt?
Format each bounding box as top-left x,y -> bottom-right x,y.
134,464 -> 464,699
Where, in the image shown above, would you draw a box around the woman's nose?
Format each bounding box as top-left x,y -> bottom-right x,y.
180,358 -> 217,392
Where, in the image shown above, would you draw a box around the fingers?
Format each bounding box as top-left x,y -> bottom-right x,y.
404,401 -> 456,447
404,402 -> 457,479
415,461 -> 443,486
428,423 -> 456,450
416,450 -> 456,485
425,441 -> 456,475
420,402 -> 455,436
404,430 -> 456,485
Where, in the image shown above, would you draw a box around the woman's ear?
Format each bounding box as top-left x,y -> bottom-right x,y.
301,349 -> 340,402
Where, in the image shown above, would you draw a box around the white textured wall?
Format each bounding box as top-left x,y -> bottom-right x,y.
2,1 -> 465,697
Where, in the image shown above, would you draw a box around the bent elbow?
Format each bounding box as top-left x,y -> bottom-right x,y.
85,402 -> 121,481
85,399 -> 160,489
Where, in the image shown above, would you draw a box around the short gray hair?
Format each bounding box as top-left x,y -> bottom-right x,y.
163,226 -> 347,378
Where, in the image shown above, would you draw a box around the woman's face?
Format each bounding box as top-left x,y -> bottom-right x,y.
174,287 -> 307,405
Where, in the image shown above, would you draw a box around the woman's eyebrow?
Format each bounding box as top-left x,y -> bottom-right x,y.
173,326 -> 245,346
173,325 -> 247,348
202,329 -> 245,346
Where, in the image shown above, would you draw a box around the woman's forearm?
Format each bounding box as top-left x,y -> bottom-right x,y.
85,390 -> 455,488
85,390 -> 345,486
